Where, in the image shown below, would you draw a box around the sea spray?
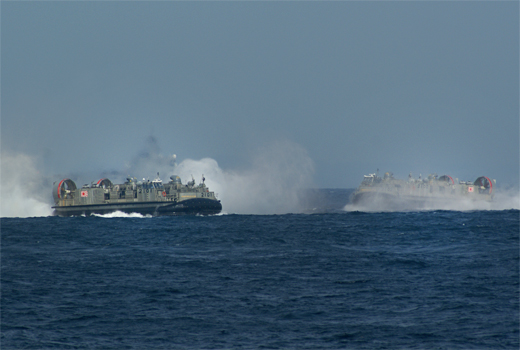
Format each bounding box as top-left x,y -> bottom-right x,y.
174,141 -> 315,214
1,151 -> 53,217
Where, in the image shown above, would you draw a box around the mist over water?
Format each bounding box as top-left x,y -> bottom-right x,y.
173,141 -> 315,214
1,151 -> 53,217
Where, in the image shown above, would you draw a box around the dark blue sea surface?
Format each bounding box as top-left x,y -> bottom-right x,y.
2,202 -> 519,348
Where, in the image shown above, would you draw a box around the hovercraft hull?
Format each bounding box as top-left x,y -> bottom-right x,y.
52,198 -> 222,217
350,172 -> 494,211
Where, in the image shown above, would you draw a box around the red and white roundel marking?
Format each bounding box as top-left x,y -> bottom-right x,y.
468,186 -> 474,193
81,190 -> 88,197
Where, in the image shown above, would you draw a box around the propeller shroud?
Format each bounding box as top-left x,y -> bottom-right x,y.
53,179 -> 77,203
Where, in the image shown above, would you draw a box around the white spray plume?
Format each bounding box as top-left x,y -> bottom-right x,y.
173,141 -> 315,214
1,151 -> 53,217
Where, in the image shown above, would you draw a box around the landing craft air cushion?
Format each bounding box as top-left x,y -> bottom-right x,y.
52,174 -> 222,216
351,171 -> 494,209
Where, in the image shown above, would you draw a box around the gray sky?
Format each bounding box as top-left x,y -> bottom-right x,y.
2,1 -> 518,189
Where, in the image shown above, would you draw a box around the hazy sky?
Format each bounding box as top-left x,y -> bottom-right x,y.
2,1 -> 519,188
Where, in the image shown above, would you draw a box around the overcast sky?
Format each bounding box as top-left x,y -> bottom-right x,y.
2,1 -> 518,189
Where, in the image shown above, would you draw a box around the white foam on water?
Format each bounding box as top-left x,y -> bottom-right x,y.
91,211 -> 152,218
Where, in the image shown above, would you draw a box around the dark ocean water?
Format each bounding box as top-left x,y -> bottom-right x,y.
2,192 -> 519,349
